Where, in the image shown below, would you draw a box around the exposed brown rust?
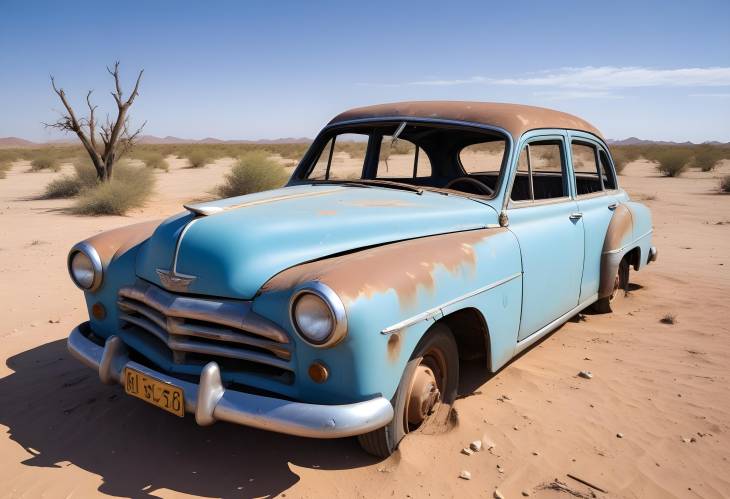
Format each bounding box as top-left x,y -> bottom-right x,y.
598,205 -> 634,298
601,204 -> 633,253
330,101 -> 604,139
83,220 -> 160,265
387,333 -> 401,362
263,228 -> 506,309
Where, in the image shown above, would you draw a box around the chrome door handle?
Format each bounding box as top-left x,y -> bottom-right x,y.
608,203 -> 618,210
569,212 -> 583,220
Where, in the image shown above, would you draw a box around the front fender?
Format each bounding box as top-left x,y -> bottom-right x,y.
256,228 -> 522,403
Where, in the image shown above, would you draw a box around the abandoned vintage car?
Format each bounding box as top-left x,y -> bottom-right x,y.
66,101 -> 657,456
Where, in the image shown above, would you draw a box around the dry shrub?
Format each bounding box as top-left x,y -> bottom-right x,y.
41,159 -> 98,198
72,162 -> 155,215
652,149 -> 692,177
186,149 -> 214,168
721,175 -> 730,193
217,151 -> 288,198
0,162 -> 11,179
30,155 -> 61,172
134,151 -> 169,171
692,146 -> 723,172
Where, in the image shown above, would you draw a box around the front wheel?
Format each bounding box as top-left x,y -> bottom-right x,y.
358,323 -> 459,458
593,257 -> 630,313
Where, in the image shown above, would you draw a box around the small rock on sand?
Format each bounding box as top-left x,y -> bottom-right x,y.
617,432 -> 624,438
522,491 -> 531,497
494,490 -> 505,499
469,440 -> 482,452
578,370 -> 593,379
482,436 -> 496,450
459,470 -> 471,480
461,448 -> 473,456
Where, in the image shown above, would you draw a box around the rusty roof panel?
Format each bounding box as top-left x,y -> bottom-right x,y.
329,101 -> 603,139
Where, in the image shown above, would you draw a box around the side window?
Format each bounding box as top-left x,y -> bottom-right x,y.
376,136 -> 431,178
598,149 -> 617,190
510,140 -> 567,202
571,142 -> 602,195
309,133 -> 368,180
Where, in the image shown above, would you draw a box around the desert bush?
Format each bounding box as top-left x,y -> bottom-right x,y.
652,149 -> 692,177
692,146 -> 723,172
721,175 -> 730,193
72,162 -> 155,215
185,149 -> 214,168
41,160 -> 98,198
30,155 -> 61,172
610,149 -> 632,174
134,151 -> 169,171
216,151 -> 288,198
0,161 -> 11,179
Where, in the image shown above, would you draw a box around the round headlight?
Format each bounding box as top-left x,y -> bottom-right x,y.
292,293 -> 334,344
68,243 -> 103,291
290,284 -> 347,347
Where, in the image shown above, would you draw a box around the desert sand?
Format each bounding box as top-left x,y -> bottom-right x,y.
0,156 -> 729,498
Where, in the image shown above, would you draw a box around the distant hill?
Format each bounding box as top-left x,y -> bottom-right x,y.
0,135 -> 312,148
0,137 -> 38,148
606,137 -> 728,146
136,135 -> 311,145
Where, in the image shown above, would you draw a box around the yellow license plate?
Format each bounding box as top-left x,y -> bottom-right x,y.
124,367 -> 185,417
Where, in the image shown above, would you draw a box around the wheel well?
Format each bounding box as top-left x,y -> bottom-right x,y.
439,308 -> 491,371
626,246 -> 641,270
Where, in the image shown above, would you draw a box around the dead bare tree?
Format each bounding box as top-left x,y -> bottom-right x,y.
46,62 -> 145,181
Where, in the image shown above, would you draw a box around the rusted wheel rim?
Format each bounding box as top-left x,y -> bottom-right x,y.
404,348 -> 446,431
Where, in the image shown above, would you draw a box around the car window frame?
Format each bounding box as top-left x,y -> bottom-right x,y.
506,132 -> 572,209
289,117 -> 514,201
570,139 -> 606,199
566,131 -> 620,195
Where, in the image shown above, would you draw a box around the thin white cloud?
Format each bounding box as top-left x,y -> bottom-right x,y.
532,90 -> 624,100
367,66 -> 730,89
689,92 -> 730,98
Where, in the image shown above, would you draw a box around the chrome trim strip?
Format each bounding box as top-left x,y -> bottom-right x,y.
289,281 -> 348,348
67,241 -> 104,292
602,229 -> 653,255
68,324 -> 394,438
184,188 -> 345,215
380,272 -> 522,334
514,293 -> 597,354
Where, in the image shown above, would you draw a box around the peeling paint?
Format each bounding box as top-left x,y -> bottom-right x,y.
387,333 -> 401,362
83,220 -> 160,266
263,229 -> 506,309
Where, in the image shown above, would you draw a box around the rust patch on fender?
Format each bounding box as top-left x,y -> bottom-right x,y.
263,228 -> 506,309
598,205 -> 634,298
387,333 -> 401,362
83,220 -> 160,265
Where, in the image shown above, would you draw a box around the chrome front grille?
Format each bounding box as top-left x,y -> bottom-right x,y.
117,281 -> 292,375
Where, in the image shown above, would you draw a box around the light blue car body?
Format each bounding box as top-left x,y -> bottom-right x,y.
69,106 -> 656,418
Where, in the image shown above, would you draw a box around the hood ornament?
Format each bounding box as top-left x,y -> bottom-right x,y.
156,268 -> 197,292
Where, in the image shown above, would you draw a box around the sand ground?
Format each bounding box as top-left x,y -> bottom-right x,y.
0,156 -> 728,498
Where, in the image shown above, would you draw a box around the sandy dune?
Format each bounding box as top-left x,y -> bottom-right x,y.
0,157 -> 729,498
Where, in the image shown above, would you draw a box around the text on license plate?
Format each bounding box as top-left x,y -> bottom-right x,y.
124,367 -> 185,417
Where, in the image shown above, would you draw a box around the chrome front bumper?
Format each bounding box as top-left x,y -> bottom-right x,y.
67,323 -> 394,438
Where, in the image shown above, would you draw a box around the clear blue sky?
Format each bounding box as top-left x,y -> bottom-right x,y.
1,0 -> 728,142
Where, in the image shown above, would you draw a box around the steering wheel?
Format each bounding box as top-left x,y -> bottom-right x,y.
444,176 -> 494,196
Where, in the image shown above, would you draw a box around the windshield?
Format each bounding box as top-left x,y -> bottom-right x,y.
295,122 -> 509,198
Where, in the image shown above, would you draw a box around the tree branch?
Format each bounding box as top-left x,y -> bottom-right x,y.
86,90 -> 98,152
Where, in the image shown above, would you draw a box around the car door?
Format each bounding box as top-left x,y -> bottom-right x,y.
568,133 -> 620,302
505,132 -> 585,341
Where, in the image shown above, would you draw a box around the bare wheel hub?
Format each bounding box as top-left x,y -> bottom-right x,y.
407,365 -> 441,425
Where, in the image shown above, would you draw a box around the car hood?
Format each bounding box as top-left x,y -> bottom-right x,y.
135,184 -> 498,299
